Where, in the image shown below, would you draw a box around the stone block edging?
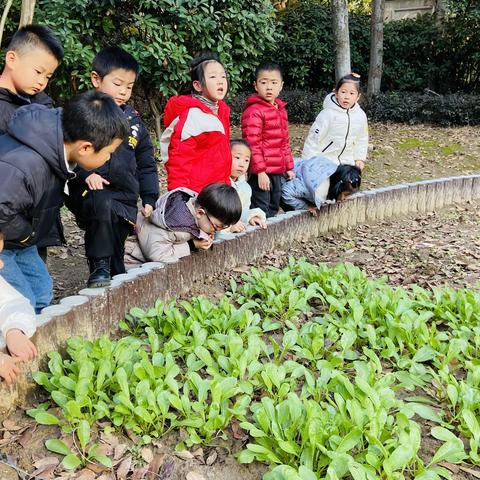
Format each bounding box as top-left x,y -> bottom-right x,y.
1,174 -> 479,412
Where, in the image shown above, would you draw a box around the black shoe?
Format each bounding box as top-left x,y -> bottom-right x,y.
87,257 -> 111,288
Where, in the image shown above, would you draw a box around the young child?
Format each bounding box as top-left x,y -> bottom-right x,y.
302,73 -> 368,169
241,61 -> 295,218
0,235 -> 37,385
0,24 -> 65,259
0,91 -> 129,312
161,53 -> 231,192
66,47 -> 159,288
125,183 -> 242,265
226,139 -> 266,233
0,24 -> 63,133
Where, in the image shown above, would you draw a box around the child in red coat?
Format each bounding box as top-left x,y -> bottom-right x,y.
161,53 -> 231,193
241,62 -> 295,217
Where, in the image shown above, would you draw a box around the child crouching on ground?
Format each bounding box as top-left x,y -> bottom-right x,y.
125,183 -> 242,265
0,234 -> 37,385
222,139 -> 266,234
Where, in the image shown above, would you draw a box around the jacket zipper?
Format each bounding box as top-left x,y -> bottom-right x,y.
322,140 -> 333,153
338,109 -> 350,164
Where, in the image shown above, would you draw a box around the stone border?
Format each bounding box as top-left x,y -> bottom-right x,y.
1,174 -> 480,412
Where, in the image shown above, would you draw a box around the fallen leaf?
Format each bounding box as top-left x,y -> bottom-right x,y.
175,450 -> 194,460
116,455 -> 132,479
76,468 -> 97,480
186,471 -> 206,480
114,443 -> 129,461
2,420 -> 22,431
141,447 -> 154,464
206,450 -> 217,466
146,453 -> 165,480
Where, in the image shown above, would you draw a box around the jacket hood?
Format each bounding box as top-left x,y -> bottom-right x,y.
163,95 -> 216,128
7,104 -> 71,180
0,87 -> 53,107
323,92 -> 360,113
245,94 -> 286,109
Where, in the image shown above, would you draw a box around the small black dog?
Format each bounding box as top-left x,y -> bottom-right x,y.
327,164 -> 362,202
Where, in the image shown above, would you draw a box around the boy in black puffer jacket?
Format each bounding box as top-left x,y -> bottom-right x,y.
0,25 -> 65,258
67,47 -> 160,288
0,91 -> 129,312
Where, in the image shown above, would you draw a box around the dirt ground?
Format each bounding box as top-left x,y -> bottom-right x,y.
47,122 -> 480,301
1,123 -> 479,479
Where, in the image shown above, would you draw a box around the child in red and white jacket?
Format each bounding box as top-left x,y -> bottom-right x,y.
241,62 -> 295,217
161,53 -> 231,193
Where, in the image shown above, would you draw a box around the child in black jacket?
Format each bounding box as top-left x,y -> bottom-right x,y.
67,47 -> 160,288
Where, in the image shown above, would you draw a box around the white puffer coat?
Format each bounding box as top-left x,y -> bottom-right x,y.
302,93 -> 368,165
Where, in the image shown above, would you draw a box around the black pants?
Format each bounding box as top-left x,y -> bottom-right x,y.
66,189 -> 131,276
248,173 -> 283,218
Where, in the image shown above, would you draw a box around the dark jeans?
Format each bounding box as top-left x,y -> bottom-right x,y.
67,189 -> 132,276
248,173 -> 283,218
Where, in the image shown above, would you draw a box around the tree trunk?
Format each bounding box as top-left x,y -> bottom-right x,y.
435,0 -> 447,29
0,0 -> 13,47
146,96 -> 163,142
331,0 -> 351,82
19,0 -> 36,27
367,0 -> 385,99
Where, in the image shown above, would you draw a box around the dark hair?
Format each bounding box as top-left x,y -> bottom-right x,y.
7,24 -> 63,62
255,61 -> 283,81
92,46 -> 140,78
196,183 -> 242,226
335,73 -> 361,92
62,90 -> 129,151
327,165 -> 362,201
230,138 -> 251,151
190,52 -> 226,88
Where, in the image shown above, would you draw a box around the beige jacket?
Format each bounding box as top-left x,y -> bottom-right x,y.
125,188 -> 210,265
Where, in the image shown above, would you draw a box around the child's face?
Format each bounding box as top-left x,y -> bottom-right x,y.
335,81 -> 360,109
254,69 -> 283,104
196,208 -> 227,235
91,68 -> 136,106
231,143 -> 251,180
68,138 -> 123,171
5,47 -> 58,96
193,61 -> 227,102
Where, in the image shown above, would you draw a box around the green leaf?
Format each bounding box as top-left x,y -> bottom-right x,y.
62,453 -> 82,470
92,452 -> 113,468
35,412 -> 61,425
45,438 -> 72,456
77,420 -> 91,451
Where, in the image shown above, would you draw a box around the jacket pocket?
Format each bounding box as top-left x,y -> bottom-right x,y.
322,140 -> 334,153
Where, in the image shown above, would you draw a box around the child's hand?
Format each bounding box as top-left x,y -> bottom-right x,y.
258,172 -> 270,191
249,216 -> 267,229
86,173 -> 110,190
0,352 -> 22,385
286,170 -> 296,180
141,204 -> 153,218
230,221 -> 246,233
355,160 -> 365,171
307,205 -> 319,217
193,237 -> 213,250
6,329 -> 38,361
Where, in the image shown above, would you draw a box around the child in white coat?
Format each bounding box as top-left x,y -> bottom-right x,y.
0,234 -> 37,385
302,73 -> 368,170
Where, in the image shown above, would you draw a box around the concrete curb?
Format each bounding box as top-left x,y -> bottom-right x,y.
1,174 -> 479,412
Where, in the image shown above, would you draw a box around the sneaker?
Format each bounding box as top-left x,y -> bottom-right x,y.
87,257 -> 111,288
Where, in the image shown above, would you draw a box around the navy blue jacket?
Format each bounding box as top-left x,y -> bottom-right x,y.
0,88 -> 65,248
69,104 -> 159,222
0,105 -> 73,248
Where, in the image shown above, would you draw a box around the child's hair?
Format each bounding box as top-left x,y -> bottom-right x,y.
62,90 -> 129,151
335,73 -> 361,92
196,183 -> 242,226
190,52 -> 226,87
230,138 -> 251,151
7,24 -> 64,62
92,46 -> 140,78
254,61 -> 283,81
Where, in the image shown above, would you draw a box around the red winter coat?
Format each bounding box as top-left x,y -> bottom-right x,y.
161,95 -> 231,192
241,95 -> 294,175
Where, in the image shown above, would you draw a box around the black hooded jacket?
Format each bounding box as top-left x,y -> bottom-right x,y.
0,87 -> 65,248
0,104 -> 73,248
0,88 -> 53,134
68,104 -> 159,223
